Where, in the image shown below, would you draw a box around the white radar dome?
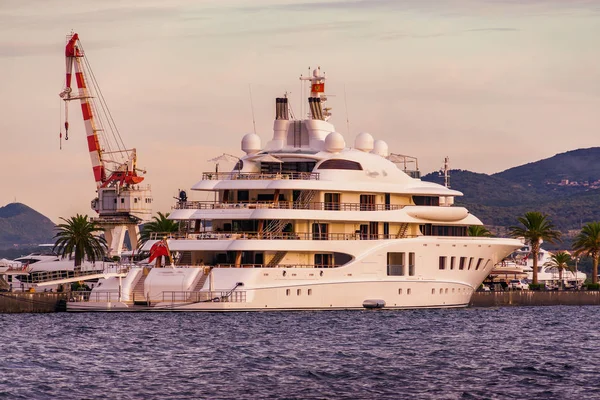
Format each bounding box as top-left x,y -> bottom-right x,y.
371,140 -> 389,157
324,132 -> 345,153
355,132 -> 374,152
241,133 -> 261,155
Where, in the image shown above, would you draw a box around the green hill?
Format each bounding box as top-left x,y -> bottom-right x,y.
0,203 -> 56,249
422,147 -> 600,233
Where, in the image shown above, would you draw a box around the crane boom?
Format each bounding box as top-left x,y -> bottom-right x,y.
57,32 -> 152,257
59,32 -> 144,189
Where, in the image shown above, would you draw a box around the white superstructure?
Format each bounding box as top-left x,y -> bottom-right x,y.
69,68 -> 522,311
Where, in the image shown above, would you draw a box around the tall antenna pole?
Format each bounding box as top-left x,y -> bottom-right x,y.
248,84 -> 257,134
439,156 -> 450,188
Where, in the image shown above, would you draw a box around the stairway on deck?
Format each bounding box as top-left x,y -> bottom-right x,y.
187,270 -> 209,302
178,251 -> 192,265
132,271 -> 149,305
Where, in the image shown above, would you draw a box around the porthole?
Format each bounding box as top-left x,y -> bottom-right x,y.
432,288 -> 435,295
407,288 -> 411,295
445,288 -> 448,294
439,288 -> 443,294
286,289 -> 290,296
297,289 -> 301,296
399,288 -> 403,295
308,289 -> 312,296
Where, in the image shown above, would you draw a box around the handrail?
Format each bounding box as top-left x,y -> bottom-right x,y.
174,200 -> 404,211
162,290 -> 247,303
150,231 -> 415,241
201,172 -> 319,181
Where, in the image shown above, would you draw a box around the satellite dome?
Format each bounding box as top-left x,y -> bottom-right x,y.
241,133 -> 261,155
371,140 -> 389,157
324,132 -> 345,153
355,132 -> 374,152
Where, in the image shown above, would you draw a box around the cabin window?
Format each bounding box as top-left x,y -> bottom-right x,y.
387,252 -> 405,276
407,288 -> 411,295
324,193 -> 341,210
459,257 -> 466,270
297,289 -> 301,296
399,288 -> 403,295
383,222 -> 390,239
360,194 -> 376,211
237,190 -> 249,202
420,224 -> 467,237
413,196 -> 439,206
475,258 -> 483,270
432,288 -> 435,294
468,257 -> 474,270
286,289 -> 290,296
450,256 -> 456,270
318,159 -> 363,170
409,252 -> 415,276
439,256 -> 447,270
315,253 -> 333,268
312,223 -> 328,240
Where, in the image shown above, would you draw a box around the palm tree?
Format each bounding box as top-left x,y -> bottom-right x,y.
544,251 -> 573,289
468,225 -> 492,237
53,214 -> 107,273
138,212 -> 179,247
509,212 -> 561,285
572,222 -> 600,285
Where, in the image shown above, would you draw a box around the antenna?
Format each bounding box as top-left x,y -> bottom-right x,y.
439,156 -> 450,188
248,84 -> 257,134
344,84 -> 350,135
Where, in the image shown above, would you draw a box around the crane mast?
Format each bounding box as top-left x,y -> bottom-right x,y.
59,32 -> 152,257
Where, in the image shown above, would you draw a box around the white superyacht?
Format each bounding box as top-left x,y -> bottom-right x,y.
69,69 -> 522,311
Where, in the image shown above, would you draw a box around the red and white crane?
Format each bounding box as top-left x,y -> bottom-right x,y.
59,32 -> 152,256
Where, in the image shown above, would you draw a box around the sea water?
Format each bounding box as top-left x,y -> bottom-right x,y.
1,306 -> 599,399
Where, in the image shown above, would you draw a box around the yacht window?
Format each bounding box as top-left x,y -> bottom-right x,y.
286,289 -> 290,296
439,256 -> 447,270
413,196 -> 439,206
297,289 -> 301,296
315,253 -> 333,267
439,288 -> 443,294
324,193 -> 341,210
237,190 -> 249,202
459,257 -> 466,270
407,288 -> 411,295
312,223 -> 329,240
432,288 -> 435,294
318,159 -> 363,170
475,258 -> 483,270
409,252 -> 415,276
360,195 -> 376,211
450,256 -> 456,270
387,252 -> 405,276
399,288 -> 403,295
468,257 -> 474,270
308,289 -> 312,296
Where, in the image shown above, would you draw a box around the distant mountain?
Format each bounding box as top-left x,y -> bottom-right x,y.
422,147 -> 600,233
0,203 -> 56,249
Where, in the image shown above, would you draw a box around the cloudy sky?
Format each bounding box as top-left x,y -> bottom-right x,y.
1,0 -> 599,223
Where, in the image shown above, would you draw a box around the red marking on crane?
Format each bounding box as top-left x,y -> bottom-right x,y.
93,166 -> 103,182
75,72 -> 86,88
66,73 -> 72,88
81,103 -> 92,120
87,135 -> 99,152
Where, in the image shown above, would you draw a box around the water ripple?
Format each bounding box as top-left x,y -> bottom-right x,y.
0,306 -> 599,399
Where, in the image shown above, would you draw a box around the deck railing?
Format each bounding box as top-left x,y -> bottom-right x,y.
202,172 -> 319,181
162,290 -> 247,303
150,231 -> 413,241
174,200 -> 404,211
